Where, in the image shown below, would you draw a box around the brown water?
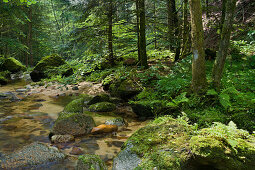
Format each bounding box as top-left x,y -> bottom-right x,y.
0,81 -> 148,169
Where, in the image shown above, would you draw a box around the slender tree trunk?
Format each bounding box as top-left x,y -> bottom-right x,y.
220,0 -> 227,33
181,0 -> 189,58
138,0 -> 148,68
153,1 -> 157,49
206,0 -> 209,18
107,0 -> 114,66
212,0 -> 237,89
136,0 -> 141,63
189,0 -> 207,93
27,6 -> 33,66
167,0 -> 174,51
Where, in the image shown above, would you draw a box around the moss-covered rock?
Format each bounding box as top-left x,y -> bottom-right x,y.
105,117 -> 127,127
63,98 -> 84,113
109,79 -> 142,100
76,154 -> 107,170
113,116 -> 255,170
2,57 -> 26,73
87,94 -> 110,105
52,112 -> 95,136
30,54 -> 69,82
0,71 -> 10,85
88,102 -> 116,112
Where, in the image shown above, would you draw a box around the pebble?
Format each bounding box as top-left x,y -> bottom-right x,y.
69,147 -> 84,155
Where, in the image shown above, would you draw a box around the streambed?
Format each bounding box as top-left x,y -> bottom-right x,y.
0,81 -> 148,169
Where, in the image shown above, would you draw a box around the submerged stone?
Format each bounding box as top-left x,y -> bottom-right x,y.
0,142 -> 66,169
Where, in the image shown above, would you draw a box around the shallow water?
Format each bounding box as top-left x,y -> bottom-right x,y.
0,81 -> 147,169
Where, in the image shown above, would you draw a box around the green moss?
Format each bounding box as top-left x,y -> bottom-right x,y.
88,102 -> 116,112
118,116 -> 255,169
34,54 -> 65,72
77,154 -> 107,170
87,94 -> 110,105
63,98 -> 84,113
3,57 -> 26,73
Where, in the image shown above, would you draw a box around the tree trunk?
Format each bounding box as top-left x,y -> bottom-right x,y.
107,0 -> 114,66
138,0 -> 148,68
189,0 -> 207,93
27,6 -> 33,66
212,0 -> 237,89
136,0 -> 141,63
181,0 -> 189,58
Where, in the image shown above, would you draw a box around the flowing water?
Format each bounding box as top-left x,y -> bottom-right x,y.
0,81 -> 148,169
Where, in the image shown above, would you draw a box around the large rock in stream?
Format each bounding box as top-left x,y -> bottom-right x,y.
0,57 -> 26,73
52,112 -> 95,136
0,142 -> 66,169
30,54 -> 73,82
112,116 -> 255,170
76,154 -> 107,170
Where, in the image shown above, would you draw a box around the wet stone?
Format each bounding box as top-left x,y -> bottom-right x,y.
69,147 -> 84,155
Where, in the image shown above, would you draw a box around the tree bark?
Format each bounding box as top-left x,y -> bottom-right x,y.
27,6 -> 33,66
107,0 -> 114,66
136,0 -> 141,63
138,0 -> 148,68
189,0 -> 207,93
181,0 -> 189,58
212,0 -> 237,89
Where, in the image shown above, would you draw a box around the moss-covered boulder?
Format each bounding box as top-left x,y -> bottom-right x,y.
2,57 -> 26,73
87,94 -> 110,105
88,102 -> 116,112
109,79 -> 142,100
52,112 -> 95,136
0,76 -> 7,85
0,71 -> 10,85
76,154 -> 107,170
30,54 -> 72,82
63,98 -> 84,113
113,116 -> 255,170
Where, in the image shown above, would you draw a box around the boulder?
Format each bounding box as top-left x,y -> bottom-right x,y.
130,102 -> 153,118
30,54 -> 72,82
52,112 -> 95,136
112,143 -> 141,170
113,116 -> 255,169
87,94 -> 110,105
0,71 -> 10,85
88,102 -> 116,112
76,154 -> 107,170
105,117 -> 127,127
2,57 -> 26,73
0,76 -> 7,85
63,98 -> 84,113
109,79 -> 142,100
0,142 -> 66,169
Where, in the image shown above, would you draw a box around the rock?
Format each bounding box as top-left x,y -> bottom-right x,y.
114,116 -> 255,169
87,94 -> 110,105
88,102 -> 116,112
2,57 -> 26,73
109,79 -> 142,100
91,124 -> 118,134
51,135 -> 74,143
130,102 -> 153,118
112,143 -> 141,170
16,89 -> 27,92
76,154 -> 107,170
69,147 -> 84,155
109,97 -> 123,104
63,98 -> 84,113
105,117 -> 127,127
0,142 -> 66,169
0,71 -> 10,85
52,112 -> 95,136
72,86 -> 79,90
30,54 -> 68,82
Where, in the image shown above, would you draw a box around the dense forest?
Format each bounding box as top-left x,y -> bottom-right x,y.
0,0 -> 255,169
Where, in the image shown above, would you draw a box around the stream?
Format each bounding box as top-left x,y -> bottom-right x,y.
0,80 -> 148,169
